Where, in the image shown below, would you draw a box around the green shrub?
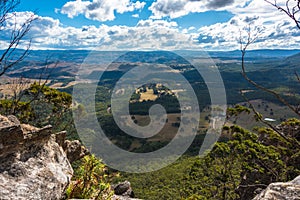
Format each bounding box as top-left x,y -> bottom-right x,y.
66,154 -> 114,199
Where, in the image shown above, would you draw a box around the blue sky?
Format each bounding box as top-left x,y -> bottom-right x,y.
18,0 -> 233,28
1,0 -> 299,50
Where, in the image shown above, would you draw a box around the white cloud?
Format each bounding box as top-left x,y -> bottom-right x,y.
196,0 -> 300,50
1,0 -> 300,51
149,0 -> 250,19
0,12 -> 38,49
145,0 -> 300,50
99,19 -> 199,50
60,0 -> 146,22
132,13 -> 139,18
0,12 -> 202,50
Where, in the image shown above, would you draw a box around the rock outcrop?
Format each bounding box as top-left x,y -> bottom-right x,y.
253,175 -> 300,200
0,115 -> 88,199
112,181 -> 141,200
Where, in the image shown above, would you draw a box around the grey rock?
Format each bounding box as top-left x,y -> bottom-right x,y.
64,139 -> 89,163
253,175 -> 300,200
112,181 -> 139,200
0,115 -> 23,146
113,181 -> 132,195
0,115 -> 87,199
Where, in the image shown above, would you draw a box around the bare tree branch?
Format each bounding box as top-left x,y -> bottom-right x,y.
239,26 -> 300,117
25,60 -> 58,106
0,0 -> 19,28
264,0 -> 300,29
240,90 -> 300,148
295,71 -> 300,82
0,0 -> 37,77
238,22 -> 300,148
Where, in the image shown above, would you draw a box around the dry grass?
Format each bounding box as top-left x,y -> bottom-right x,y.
132,113 -> 210,142
50,82 -> 64,88
0,78 -> 48,98
139,88 -> 157,101
50,81 -> 77,89
227,99 -> 299,131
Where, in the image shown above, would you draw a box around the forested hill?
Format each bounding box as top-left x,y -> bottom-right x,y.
2,49 -> 300,64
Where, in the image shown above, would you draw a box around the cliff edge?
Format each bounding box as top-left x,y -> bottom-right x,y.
0,115 -> 87,199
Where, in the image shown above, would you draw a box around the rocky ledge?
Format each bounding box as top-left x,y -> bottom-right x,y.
0,115 -> 88,199
253,175 -> 300,200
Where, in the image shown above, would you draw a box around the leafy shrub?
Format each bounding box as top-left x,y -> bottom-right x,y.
66,154 -> 114,199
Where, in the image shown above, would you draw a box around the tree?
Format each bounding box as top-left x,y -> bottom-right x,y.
66,154 -> 114,199
0,1 -> 70,130
0,0 -> 36,77
184,124 -> 298,200
227,104 -> 251,124
238,8 -> 300,147
184,2 -> 300,199
264,0 -> 300,29
224,1 -> 300,197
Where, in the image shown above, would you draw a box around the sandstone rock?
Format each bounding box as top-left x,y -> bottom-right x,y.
113,181 -> 133,196
253,175 -> 300,200
112,181 -> 141,200
0,115 -> 23,146
0,115 -> 87,199
64,139 -> 89,163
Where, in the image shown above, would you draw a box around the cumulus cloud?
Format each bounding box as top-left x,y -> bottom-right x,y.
196,0 -> 300,50
60,0 -> 90,19
99,19 -> 198,50
0,12 -> 38,49
150,0 -> 187,18
60,0 -> 146,22
0,11 -> 106,49
149,0 -> 249,19
0,12 -> 201,50
1,0 -> 300,51
206,0 -> 235,9
132,13 -> 139,18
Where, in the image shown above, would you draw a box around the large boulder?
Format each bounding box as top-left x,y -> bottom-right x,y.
253,175 -> 300,200
0,115 -> 87,199
112,181 -> 142,200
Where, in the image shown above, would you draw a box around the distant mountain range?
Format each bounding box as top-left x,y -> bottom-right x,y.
2,48 -> 299,80
1,49 -> 300,64
208,49 -> 300,59
2,48 -> 299,107
285,52 -> 300,62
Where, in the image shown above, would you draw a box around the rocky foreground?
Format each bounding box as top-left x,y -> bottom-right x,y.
0,114 -> 299,199
0,115 -> 140,200
253,175 -> 300,200
0,115 -> 87,199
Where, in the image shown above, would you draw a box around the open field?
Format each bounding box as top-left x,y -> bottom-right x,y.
139,88 -> 157,101
227,99 -> 299,131
0,77 -> 78,99
49,81 -> 77,89
0,77 -> 50,98
125,111 -> 211,151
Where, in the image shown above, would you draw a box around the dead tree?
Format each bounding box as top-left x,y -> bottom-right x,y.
265,0 -> 300,29
264,0 -> 300,84
239,8 -> 300,147
0,0 -> 36,77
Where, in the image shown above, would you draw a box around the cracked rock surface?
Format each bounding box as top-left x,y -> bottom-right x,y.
0,115 -> 87,199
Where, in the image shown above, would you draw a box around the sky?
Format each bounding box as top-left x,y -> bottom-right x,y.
1,0 -> 300,50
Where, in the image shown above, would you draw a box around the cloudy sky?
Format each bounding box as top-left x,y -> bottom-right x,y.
1,0 -> 300,50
